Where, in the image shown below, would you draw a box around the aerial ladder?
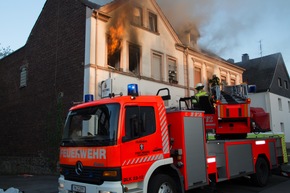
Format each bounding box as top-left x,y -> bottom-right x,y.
179,84 -> 270,139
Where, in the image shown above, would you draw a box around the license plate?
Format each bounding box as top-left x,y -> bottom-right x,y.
72,184 -> 86,193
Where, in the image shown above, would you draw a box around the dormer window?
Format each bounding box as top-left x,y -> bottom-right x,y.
284,80 -> 288,89
278,77 -> 282,87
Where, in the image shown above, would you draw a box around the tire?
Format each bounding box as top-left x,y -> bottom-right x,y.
251,157 -> 269,187
148,174 -> 177,193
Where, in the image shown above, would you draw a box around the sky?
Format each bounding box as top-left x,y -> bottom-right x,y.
1,0 -> 290,74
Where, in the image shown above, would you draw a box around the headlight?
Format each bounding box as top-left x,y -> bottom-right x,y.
58,183 -> 64,188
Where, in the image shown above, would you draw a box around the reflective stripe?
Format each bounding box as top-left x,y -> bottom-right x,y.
122,154 -> 164,166
158,104 -> 170,154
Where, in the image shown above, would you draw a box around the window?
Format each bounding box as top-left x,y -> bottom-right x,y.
230,79 -> 236,86
62,104 -> 120,146
152,53 -> 162,81
148,12 -> 157,32
280,122 -> 285,133
221,75 -> 227,85
107,34 -> 121,70
123,106 -> 156,142
284,80 -> 288,89
278,78 -> 282,87
129,44 -> 140,75
168,57 -> 177,84
194,67 -> 201,85
207,71 -> 213,83
132,7 -> 142,26
278,98 -> 282,111
20,66 -> 27,88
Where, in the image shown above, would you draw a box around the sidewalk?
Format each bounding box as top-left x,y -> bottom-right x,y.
0,175 -> 58,193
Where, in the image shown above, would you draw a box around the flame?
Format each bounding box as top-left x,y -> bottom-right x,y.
108,20 -> 124,56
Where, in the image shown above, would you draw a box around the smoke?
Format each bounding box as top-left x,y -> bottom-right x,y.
156,0 -> 264,57
157,0 -> 214,49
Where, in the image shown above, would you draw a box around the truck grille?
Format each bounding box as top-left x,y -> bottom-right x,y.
60,165 -> 121,185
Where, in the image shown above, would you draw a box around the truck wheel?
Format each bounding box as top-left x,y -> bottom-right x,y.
251,157 -> 269,187
149,174 -> 177,193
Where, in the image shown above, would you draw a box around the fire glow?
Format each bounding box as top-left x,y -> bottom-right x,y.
108,23 -> 124,56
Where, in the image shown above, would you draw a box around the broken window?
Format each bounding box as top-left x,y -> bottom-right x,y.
148,12 -> 157,32
107,34 -> 121,69
152,53 -> 162,81
132,7 -> 143,26
168,57 -> 177,84
129,44 -> 140,75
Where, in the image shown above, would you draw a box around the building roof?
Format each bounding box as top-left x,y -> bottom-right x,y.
236,53 -> 290,98
78,0 -> 114,9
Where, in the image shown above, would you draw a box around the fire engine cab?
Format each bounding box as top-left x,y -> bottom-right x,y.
58,84 -> 286,193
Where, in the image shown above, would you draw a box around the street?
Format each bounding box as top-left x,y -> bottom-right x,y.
0,174 -> 289,193
188,175 -> 290,193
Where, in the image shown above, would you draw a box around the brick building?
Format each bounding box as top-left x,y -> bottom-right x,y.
0,0 -> 86,174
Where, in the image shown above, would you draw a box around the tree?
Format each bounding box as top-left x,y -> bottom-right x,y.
0,44 -> 13,59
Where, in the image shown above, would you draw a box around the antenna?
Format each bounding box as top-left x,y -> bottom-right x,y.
259,40 -> 263,57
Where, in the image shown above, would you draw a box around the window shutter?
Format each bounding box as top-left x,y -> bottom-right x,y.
152,54 -> 162,80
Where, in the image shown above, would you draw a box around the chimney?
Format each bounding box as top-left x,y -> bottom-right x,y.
242,53 -> 249,62
227,58 -> 234,63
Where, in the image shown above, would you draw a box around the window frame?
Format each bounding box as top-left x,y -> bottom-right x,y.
123,106 -> 156,142
151,52 -> 163,81
19,65 -> 28,88
278,77 -> 282,87
107,33 -> 122,70
194,67 -> 202,86
284,80 -> 288,90
148,11 -> 158,32
132,6 -> 143,27
167,56 -> 178,84
278,98 -> 282,111
280,122 -> 285,133
128,43 -> 141,75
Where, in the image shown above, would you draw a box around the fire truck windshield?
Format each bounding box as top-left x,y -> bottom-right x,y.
61,103 -> 120,147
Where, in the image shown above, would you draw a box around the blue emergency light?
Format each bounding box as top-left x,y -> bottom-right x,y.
84,94 -> 94,102
127,84 -> 139,96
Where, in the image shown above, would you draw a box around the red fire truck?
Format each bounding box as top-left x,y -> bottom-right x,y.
58,84 -> 286,193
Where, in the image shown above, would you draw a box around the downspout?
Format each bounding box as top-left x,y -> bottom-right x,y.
95,10 -> 98,99
184,47 -> 190,97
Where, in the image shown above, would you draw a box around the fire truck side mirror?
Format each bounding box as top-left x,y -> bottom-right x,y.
156,88 -> 171,101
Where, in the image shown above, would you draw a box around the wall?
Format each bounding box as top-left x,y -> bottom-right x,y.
249,92 -> 290,145
84,0 -> 244,108
0,0 -> 86,174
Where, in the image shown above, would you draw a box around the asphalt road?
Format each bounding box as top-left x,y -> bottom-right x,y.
0,174 -> 289,193
188,175 -> 290,193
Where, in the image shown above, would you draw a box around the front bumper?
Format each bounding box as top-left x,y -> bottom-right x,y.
58,175 -> 124,193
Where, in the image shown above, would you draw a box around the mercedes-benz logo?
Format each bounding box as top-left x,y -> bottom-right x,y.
75,161 -> 83,175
